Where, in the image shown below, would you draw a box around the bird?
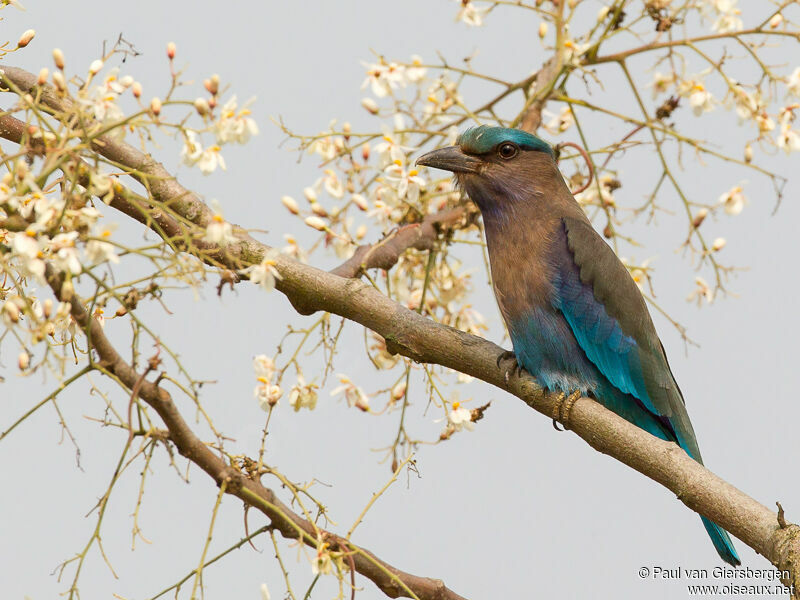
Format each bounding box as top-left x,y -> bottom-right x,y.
416,125 -> 740,566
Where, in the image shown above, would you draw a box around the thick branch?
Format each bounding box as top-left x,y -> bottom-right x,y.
330,205 -> 478,278
42,265 -> 467,600
5,65 -> 800,595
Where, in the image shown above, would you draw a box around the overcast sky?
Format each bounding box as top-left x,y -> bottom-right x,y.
3,2 -> 798,599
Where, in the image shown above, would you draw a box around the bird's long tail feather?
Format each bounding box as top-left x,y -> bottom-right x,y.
701,516 -> 741,566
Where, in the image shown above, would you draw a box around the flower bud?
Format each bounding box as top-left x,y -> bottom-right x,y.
37,67 -> 48,86
303,186 -> 318,202
280,195 -> 299,214
361,97 -> 379,114
119,75 -> 134,88
132,81 -> 142,98
52,48 -> 65,70
204,74 -> 219,95
711,237 -> 726,252
769,13 -> 783,28
150,96 -> 162,116
538,22 -> 548,39
361,143 -> 370,162
18,352 -> 29,370
52,71 -> 66,92
88,59 -> 103,76
267,384 -> 281,407
61,278 -> 74,301
3,300 -> 20,323
355,224 -> 367,240
342,121 -> 351,140
354,394 -> 369,412
392,381 -> 406,400
310,202 -> 328,217
352,193 -> 368,211
167,41 -> 176,60
193,97 -> 210,116
692,208 -> 708,229
744,143 -> 753,164
304,216 -> 327,231
43,298 -> 53,319
17,29 -> 35,48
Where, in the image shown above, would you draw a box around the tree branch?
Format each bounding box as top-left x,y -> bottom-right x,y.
42,264 -> 468,600
330,205 -> 478,278
5,65 -> 800,596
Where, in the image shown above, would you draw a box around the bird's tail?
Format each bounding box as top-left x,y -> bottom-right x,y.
672,426 -> 742,566
701,516 -> 741,566
595,382 -> 741,566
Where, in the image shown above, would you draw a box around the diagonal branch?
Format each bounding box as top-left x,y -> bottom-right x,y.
330,205 -> 478,278
4,65 -> 800,596
42,263 -> 468,600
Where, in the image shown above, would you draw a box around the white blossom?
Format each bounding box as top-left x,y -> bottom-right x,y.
331,374 -> 370,411
180,131 -> 204,166
777,126 -> 800,153
203,214 -> 237,246
707,0 -> 743,33
383,163 -> 425,204
241,249 -> 282,292
543,106 -> 574,134
214,96 -> 259,144
288,375 -> 318,411
197,145 -> 226,175
50,232 -> 82,274
253,355 -> 276,380
405,55 -> 427,83
361,60 -> 405,98
456,1 -> 488,26
86,224 -> 120,264
687,276 -> 714,306
717,185 -> 746,215
448,401 -> 474,432
649,71 -> 675,99
787,67 -> 800,98
679,79 -> 715,115
255,381 -> 282,410
282,234 -> 309,263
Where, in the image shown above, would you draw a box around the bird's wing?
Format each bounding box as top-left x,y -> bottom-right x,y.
556,217 -> 700,460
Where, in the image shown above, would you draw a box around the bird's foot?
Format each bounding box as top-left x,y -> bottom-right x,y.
496,349 -> 523,384
551,390 -> 582,431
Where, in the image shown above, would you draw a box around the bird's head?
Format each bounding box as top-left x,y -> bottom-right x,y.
416,125 -> 563,218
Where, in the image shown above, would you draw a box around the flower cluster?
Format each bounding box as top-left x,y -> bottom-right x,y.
181,85 -> 259,175
253,354 -> 282,410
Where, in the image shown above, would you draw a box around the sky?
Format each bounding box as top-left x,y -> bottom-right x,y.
2,1 -> 799,599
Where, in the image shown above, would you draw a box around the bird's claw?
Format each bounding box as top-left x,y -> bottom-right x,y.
496,350 -> 523,384
552,390 -> 582,431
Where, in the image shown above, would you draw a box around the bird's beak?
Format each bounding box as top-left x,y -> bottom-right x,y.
415,146 -> 481,174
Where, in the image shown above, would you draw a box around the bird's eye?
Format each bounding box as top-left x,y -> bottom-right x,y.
497,142 -> 518,159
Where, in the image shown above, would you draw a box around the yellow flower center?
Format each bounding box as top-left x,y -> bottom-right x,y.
213,214 -> 224,223
452,401 -> 461,410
